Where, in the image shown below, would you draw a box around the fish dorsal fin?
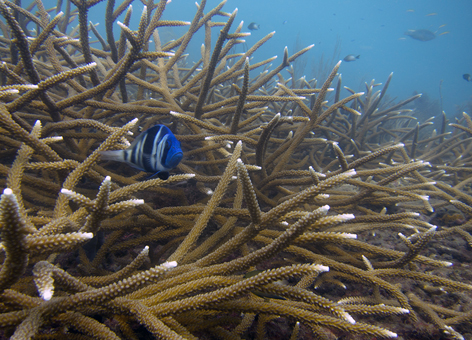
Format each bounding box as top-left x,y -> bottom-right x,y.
127,130 -> 146,150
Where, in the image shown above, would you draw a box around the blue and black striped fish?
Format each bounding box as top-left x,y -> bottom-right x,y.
100,124 -> 183,180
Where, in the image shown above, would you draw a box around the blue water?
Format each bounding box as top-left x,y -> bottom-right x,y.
86,0 -> 471,120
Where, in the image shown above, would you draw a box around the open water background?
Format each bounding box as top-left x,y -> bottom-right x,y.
84,0 -> 472,120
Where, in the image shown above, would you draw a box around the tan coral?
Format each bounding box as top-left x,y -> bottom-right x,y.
0,0 -> 472,339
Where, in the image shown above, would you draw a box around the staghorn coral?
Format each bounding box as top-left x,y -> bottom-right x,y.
0,1 -> 472,339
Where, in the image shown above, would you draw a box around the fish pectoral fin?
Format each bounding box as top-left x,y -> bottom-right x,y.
157,171 -> 169,180
145,171 -> 169,180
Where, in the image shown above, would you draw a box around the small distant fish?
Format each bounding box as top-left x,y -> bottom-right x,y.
439,24 -> 447,28
404,29 -> 436,41
439,31 -> 450,36
100,124 -> 183,180
247,22 -> 260,30
426,12 -> 437,16
343,54 -> 360,62
463,74 -> 471,82
406,9 -> 415,12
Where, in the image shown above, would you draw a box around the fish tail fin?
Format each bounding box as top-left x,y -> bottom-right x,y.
356,55 -> 360,59
99,150 -> 126,162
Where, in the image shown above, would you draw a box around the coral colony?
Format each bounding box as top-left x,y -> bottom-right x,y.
0,0 -> 472,339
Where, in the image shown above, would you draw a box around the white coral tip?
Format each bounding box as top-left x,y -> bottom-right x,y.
60,188 -> 73,195
346,169 -> 356,176
42,289 -> 53,301
314,265 -> 329,272
320,205 -> 330,212
49,136 -> 63,141
383,330 -> 397,338
163,261 -> 177,268
339,213 -> 355,221
343,312 -> 356,324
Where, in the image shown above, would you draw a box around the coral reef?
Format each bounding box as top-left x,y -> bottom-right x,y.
1,1 -> 472,339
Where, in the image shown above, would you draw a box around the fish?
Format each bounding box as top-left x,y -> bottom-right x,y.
463,74 -> 471,82
100,124 -> 183,180
426,12 -> 437,16
406,9 -> 415,12
439,24 -> 447,28
439,31 -> 450,36
343,54 -> 360,62
404,29 -> 436,41
247,22 -> 260,30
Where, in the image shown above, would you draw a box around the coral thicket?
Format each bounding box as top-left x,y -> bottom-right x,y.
1,1 -> 472,339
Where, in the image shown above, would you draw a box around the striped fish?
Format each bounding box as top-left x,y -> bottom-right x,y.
100,124 -> 183,180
